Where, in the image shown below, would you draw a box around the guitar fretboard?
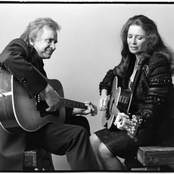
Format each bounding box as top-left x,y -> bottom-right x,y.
59,98 -> 87,109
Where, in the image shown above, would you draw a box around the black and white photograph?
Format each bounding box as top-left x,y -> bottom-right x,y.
0,1 -> 174,172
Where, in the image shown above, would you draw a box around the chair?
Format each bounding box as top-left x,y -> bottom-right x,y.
125,84 -> 174,171
125,121 -> 174,172
124,146 -> 174,171
135,146 -> 174,171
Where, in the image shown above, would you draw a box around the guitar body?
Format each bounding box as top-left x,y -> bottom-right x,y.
0,70 -> 66,134
101,77 -> 121,129
102,76 -> 133,129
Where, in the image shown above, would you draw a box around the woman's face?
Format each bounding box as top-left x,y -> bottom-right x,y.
127,25 -> 146,55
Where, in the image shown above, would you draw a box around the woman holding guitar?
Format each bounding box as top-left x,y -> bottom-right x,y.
90,15 -> 174,170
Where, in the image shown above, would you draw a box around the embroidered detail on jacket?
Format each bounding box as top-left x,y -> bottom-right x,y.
145,96 -> 164,105
143,65 -> 149,77
149,76 -> 172,85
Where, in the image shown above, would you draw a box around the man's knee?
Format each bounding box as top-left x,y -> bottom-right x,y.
75,125 -> 89,138
71,116 -> 90,135
66,125 -> 89,154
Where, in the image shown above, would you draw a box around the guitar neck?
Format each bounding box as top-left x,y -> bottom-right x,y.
59,97 -> 87,109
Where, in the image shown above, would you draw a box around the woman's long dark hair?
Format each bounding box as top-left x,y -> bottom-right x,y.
120,14 -> 174,73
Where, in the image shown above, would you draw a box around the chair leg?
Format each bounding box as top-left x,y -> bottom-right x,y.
23,149 -> 54,171
23,150 -> 38,171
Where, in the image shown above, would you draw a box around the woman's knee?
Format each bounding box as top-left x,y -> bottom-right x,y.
98,142 -> 113,160
90,134 -> 112,159
90,134 -> 101,147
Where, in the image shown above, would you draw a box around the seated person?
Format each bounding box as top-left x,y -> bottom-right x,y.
0,17 -> 99,171
90,14 -> 174,170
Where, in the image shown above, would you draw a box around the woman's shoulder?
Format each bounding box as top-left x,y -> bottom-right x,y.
149,51 -> 171,65
146,51 -> 173,77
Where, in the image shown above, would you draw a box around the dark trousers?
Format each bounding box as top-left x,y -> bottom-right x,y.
26,116 -> 99,170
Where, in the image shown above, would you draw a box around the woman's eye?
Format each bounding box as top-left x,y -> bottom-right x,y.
137,37 -> 143,40
127,35 -> 132,39
137,36 -> 146,40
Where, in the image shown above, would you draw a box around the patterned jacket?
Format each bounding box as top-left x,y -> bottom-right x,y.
99,52 -> 173,139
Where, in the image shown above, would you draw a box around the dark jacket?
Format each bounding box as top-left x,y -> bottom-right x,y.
0,38 -> 48,97
0,38 -> 49,170
0,38 -> 70,170
99,52 -> 174,142
0,38 -> 92,171
0,38 -> 91,171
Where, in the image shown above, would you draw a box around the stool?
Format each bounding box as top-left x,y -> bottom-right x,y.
23,149 -> 54,171
129,146 -> 174,171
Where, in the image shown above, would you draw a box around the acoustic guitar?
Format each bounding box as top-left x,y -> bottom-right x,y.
0,70 -> 89,134
101,76 -> 139,139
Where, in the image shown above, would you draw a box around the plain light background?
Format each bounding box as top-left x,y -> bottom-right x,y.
0,3 -> 174,170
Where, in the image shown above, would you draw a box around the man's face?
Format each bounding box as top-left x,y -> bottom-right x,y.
31,26 -> 58,59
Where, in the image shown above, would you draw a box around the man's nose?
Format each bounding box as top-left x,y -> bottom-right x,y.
50,42 -> 56,50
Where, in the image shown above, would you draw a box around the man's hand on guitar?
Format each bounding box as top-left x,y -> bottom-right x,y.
40,83 -> 60,112
73,101 -> 98,116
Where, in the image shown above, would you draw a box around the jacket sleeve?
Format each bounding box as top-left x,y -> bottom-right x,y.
99,69 -> 115,95
99,57 -> 130,95
0,38 -> 47,97
136,53 -> 173,129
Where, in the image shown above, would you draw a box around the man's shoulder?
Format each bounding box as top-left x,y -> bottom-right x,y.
8,38 -> 27,47
6,38 -> 31,54
2,38 -> 31,59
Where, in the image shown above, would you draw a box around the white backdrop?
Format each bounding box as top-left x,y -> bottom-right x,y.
0,3 -> 174,170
